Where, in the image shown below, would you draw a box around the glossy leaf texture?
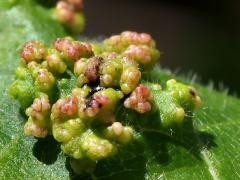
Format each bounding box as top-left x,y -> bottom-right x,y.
0,1 -> 240,179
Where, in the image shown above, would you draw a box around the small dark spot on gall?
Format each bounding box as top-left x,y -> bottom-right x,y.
189,87 -> 196,97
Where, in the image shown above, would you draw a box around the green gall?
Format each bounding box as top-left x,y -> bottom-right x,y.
166,79 -> 202,110
153,90 -> 185,128
9,33 -> 204,174
151,80 -> 201,129
24,94 -> 51,138
24,118 -> 48,138
103,31 -> 155,52
61,136 -> 84,159
9,79 -> 35,109
51,96 -> 79,122
124,84 -> 152,113
15,66 -> 32,80
90,42 -> 103,55
78,88 -> 123,123
104,122 -> 134,144
74,57 -> 102,87
120,66 -> 141,94
117,126 -> 134,144
53,0 -> 85,34
70,158 -> 96,175
21,41 -> 46,64
123,45 -> 160,69
80,130 -> 115,161
111,122 -> 124,136
53,118 -> 86,143
103,31 -> 160,70
53,37 -> 93,66
70,12 -> 85,34
99,57 -> 122,87
34,68 -> 55,93
45,48 -> 67,74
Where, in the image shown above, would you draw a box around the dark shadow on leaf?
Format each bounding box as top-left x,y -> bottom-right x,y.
198,131 -> 217,149
19,108 -> 27,122
143,132 -> 171,165
66,157 -> 92,180
61,70 -> 73,80
33,135 -> 61,165
134,105 -> 217,168
174,115 -> 217,158
67,140 -> 147,180
134,108 -> 172,165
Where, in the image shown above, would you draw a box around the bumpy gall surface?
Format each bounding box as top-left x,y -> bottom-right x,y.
9,32 -> 202,175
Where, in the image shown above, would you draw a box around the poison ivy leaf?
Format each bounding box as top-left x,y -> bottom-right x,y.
0,1 -> 240,180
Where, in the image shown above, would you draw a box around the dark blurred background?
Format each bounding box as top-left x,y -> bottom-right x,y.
83,0 -> 240,95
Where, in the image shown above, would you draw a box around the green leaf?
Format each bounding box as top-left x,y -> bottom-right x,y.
0,1 -> 240,179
